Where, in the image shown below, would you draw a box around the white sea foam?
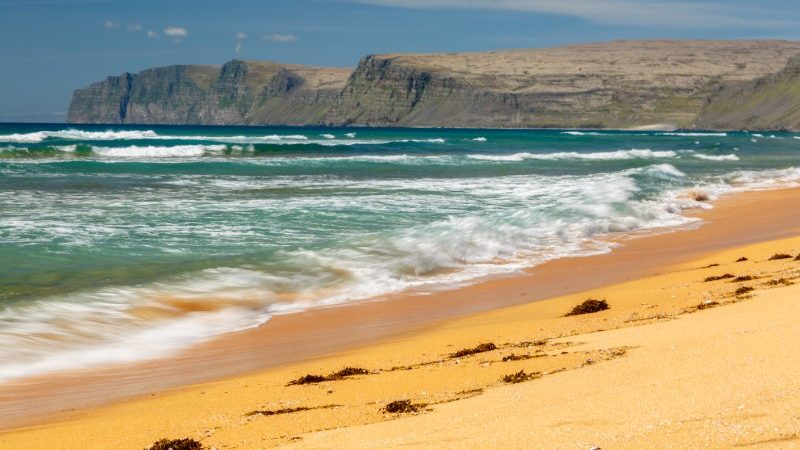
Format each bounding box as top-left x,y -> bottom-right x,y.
1,165 -> 709,384
410,138 -> 446,143
0,129 -> 314,144
466,149 -> 677,162
197,134 -> 310,143
692,153 -> 740,161
0,268 -> 274,382
639,163 -> 686,179
472,137 -> 488,142
659,132 -> 728,137
561,131 -> 603,136
0,129 -> 455,148
92,144 -> 228,158
0,129 -> 161,143
0,145 -> 27,152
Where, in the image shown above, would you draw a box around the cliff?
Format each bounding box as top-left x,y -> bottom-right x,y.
68,40 -> 800,129
68,61 -> 351,125
694,55 -> 800,131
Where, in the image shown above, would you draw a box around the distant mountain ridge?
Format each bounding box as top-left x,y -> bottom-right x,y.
68,40 -> 800,130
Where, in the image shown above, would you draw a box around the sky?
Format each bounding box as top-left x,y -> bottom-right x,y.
1,0 -> 799,122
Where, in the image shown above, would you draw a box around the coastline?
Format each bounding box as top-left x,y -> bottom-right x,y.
1,187 -> 799,448
46,121 -> 795,132
0,186 -> 798,436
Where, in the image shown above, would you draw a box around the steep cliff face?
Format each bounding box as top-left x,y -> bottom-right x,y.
69,73 -> 135,124
694,56 -> 800,131
69,40 -> 800,129
68,61 -> 350,125
327,54 -> 626,128
329,40 -> 800,128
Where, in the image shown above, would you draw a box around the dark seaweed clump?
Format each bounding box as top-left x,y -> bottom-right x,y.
736,257 -> 749,262
735,286 -> 755,296
288,374 -> 326,385
330,367 -> 370,378
769,253 -> 793,260
565,299 -> 610,316
247,406 -> 312,417
732,275 -> 755,282
501,370 -> 541,384
704,273 -> 734,282
246,404 -> 338,417
696,301 -> 720,310
148,438 -> 202,450
502,353 -> 535,362
382,400 -> 423,414
287,367 -> 370,386
450,342 -> 497,358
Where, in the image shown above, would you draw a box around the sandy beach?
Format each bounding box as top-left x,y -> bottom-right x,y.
1,187 -> 800,449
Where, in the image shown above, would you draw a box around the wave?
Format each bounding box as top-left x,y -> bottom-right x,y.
561,131 -> 603,136
2,146 -> 680,163
639,163 -> 686,179
0,129 -> 161,143
0,268 -> 271,382
466,149 -> 677,162
4,161 -> 800,381
659,132 -> 728,137
472,137 -> 488,142
91,144 -> 229,158
0,129 -> 454,148
0,165 -> 699,380
692,153 -> 740,161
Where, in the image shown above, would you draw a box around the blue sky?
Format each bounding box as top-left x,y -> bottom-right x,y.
1,0 -> 799,122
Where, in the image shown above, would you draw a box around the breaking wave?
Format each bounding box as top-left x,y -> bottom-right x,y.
659,132 -> 728,137
692,153 -> 740,161
0,129 -> 161,143
466,149 -> 677,162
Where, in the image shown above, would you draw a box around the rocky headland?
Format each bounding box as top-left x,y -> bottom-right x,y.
68,40 -> 800,130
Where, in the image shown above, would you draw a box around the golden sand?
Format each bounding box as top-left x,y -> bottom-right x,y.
3,216 -> 800,448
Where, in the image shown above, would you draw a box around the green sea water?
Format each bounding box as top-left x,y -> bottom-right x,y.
1,123 -> 799,380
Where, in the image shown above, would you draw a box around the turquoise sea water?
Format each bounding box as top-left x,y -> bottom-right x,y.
2,123 -> 800,380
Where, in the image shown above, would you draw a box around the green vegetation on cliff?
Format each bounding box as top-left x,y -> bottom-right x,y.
694,55 -> 800,130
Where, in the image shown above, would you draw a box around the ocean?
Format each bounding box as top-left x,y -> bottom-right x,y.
1,123 -> 799,381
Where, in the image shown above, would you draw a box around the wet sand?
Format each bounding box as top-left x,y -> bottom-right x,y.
1,187 -> 799,435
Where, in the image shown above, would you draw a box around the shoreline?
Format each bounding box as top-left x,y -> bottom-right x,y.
2,187 -> 800,433
8,121 -> 793,133
1,189 -> 799,448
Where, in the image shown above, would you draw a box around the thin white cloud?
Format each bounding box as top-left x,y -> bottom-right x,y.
346,0 -> 787,28
126,23 -> 142,31
103,19 -> 119,29
236,42 -> 243,57
236,32 -> 247,40
263,33 -> 297,42
147,30 -> 160,39
164,26 -> 188,38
